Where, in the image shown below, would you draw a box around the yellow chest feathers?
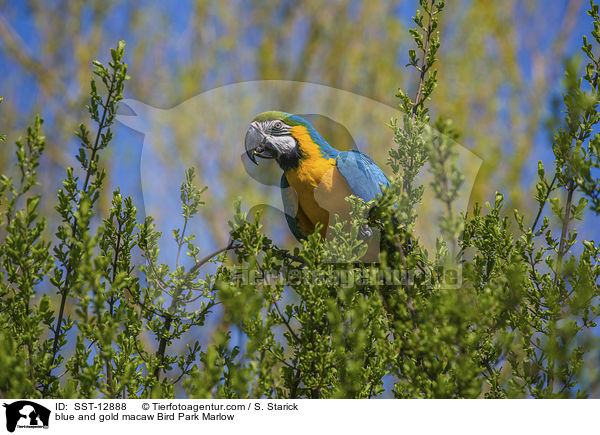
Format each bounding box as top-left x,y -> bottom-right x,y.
284,126 -> 353,226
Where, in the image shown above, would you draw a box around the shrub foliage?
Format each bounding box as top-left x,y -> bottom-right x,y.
0,0 -> 599,398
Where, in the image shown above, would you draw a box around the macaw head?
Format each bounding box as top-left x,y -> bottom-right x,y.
245,111 -> 336,170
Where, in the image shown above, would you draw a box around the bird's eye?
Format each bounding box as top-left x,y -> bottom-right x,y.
273,121 -> 283,131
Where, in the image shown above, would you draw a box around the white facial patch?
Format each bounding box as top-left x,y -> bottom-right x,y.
268,134 -> 297,155
255,120 -> 297,156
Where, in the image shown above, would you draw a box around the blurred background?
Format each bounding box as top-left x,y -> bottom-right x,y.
0,0 -> 590,215
0,0 -> 598,394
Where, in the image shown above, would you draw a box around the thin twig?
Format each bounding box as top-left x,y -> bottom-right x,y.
176,218 -> 188,269
272,299 -> 301,343
554,181 -> 576,287
153,241 -> 242,379
412,0 -> 437,120
531,174 -> 557,232
186,240 -> 243,278
49,66 -> 117,371
275,249 -> 307,265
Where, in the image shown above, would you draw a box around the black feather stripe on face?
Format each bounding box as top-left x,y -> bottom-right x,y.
277,145 -> 303,171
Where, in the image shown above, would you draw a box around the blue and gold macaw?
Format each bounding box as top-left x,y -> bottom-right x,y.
245,111 -> 390,258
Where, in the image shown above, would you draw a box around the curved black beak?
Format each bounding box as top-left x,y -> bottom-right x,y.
245,124 -> 277,165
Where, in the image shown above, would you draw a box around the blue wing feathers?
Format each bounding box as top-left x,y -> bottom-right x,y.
335,150 -> 389,202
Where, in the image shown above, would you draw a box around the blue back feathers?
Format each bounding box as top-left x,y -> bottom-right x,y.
335,150 -> 390,202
